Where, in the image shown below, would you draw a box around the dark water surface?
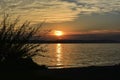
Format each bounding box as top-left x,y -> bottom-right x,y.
33,43 -> 120,69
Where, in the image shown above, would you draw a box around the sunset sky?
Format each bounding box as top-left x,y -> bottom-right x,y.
0,0 -> 120,36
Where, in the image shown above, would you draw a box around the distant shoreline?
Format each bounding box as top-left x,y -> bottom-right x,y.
4,40 -> 120,44
28,40 -> 120,44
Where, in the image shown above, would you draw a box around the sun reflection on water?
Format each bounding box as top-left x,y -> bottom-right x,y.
56,43 -> 62,66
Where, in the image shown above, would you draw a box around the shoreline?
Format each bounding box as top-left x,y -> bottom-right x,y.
1,64 -> 120,80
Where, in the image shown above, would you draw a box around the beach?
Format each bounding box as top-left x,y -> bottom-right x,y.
1,65 -> 120,80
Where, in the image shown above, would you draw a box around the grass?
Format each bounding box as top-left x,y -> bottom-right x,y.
0,14 -> 46,67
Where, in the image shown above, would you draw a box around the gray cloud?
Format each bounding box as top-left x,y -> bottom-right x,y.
0,0 -> 120,23
61,0 -> 120,14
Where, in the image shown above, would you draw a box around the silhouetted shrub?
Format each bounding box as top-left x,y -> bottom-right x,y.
0,14 -> 46,67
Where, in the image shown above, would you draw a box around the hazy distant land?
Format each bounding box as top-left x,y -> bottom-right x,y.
28,40 -> 120,43
29,33 -> 120,43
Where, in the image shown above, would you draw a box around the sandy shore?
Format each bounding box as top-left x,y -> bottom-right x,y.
1,65 -> 120,80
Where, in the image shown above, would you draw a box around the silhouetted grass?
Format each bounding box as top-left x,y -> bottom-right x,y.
0,14 -> 46,68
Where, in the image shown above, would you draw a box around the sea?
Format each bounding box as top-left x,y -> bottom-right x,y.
33,43 -> 120,69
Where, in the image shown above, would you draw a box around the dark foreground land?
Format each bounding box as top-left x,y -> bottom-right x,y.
1,65 -> 120,80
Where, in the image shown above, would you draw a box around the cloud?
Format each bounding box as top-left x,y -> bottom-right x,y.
0,0 -> 80,23
0,0 -> 120,23
61,0 -> 120,14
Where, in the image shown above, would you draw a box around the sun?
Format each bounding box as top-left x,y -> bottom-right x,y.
54,30 -> 63,36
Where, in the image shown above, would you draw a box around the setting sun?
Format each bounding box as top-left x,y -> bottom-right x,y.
54,31 -> 63,36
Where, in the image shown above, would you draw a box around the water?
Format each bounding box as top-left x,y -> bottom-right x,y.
33,43 -> 120,69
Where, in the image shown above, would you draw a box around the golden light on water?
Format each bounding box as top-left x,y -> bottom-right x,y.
56,43 -> 62,66
57,44 -> 61,53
